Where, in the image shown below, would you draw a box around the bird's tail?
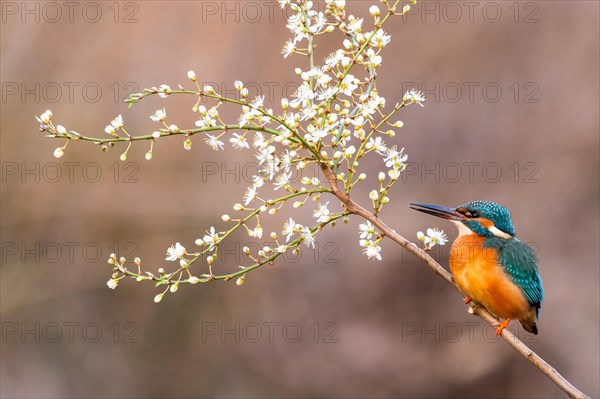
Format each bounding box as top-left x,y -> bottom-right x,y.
520,307 -> 539,335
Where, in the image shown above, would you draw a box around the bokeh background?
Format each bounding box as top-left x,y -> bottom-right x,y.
1,1 -> 598,398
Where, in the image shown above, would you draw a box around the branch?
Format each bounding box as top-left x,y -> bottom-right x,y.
320,163 -> 590,399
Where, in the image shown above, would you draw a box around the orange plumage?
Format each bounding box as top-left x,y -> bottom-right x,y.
450,235 -> 536,328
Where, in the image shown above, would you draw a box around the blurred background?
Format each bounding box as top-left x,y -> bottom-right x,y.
1,1 -> 598,398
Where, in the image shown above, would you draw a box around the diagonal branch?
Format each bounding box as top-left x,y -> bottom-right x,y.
320,162 -> 590,399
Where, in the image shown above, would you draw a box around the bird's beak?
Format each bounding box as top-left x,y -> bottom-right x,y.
409,203 -> 467,221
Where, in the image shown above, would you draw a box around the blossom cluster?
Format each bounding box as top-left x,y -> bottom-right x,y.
35,0 -> 444,302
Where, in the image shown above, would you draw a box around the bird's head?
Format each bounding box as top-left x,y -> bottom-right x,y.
410,200 -> 515,239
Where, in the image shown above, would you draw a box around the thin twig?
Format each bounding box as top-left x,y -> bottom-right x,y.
320,163 -> 590,399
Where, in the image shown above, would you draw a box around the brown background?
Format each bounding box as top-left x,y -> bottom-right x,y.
1,1 -> 599,398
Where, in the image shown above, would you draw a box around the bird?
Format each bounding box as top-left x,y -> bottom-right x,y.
410,201 -> 544,335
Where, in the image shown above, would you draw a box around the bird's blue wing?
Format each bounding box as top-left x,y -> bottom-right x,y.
486,238 -> 544,309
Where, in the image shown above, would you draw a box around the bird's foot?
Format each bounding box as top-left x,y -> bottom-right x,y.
495,318 -> 511,335
463,296 -> 471,304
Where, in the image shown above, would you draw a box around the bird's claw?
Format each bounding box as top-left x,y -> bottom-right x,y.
495,318 -> 511,335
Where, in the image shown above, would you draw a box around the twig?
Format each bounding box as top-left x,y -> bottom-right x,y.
320,163 -> 590,399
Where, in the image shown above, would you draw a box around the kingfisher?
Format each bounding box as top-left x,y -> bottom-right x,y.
410,201 -> 544,335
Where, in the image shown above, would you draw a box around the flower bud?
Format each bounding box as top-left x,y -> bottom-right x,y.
53,147 -> 65,159
107,279 -> 118,289
40,110 -> 52,123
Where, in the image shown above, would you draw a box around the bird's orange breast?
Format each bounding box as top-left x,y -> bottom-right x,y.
449,235 -> 530,320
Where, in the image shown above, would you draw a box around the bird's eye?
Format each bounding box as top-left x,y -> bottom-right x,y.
458,208 -> 478,218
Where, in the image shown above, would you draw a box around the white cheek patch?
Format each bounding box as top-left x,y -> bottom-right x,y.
450,220 -> 474,236
488,225 -> 512,239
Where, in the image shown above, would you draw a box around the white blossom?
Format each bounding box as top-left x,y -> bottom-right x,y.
340,74 -> 359,96
229,133 -> 249,149
301,227 -> 315,248
158,84 -> 171,98
243,185 -> 258,205
40,110 -> 52,123
166,242 -> 186,261
417,228 -> 448,250
282,40 -> 296,58
203,227 -> 219,249
150,108 -> 167,122
274,172 -> 292,190
110,115 -> 124,129
205,134 -> 224,151
371,29 -> 391,48
360,239 -> 382,260
404,89 -> 426,107
282,218 -> 297,242
313,202 -> 330,223
359,221 -> 375,239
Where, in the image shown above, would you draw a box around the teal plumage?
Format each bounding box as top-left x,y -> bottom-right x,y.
461,200 -> 515,237
484,236 -> 544,317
